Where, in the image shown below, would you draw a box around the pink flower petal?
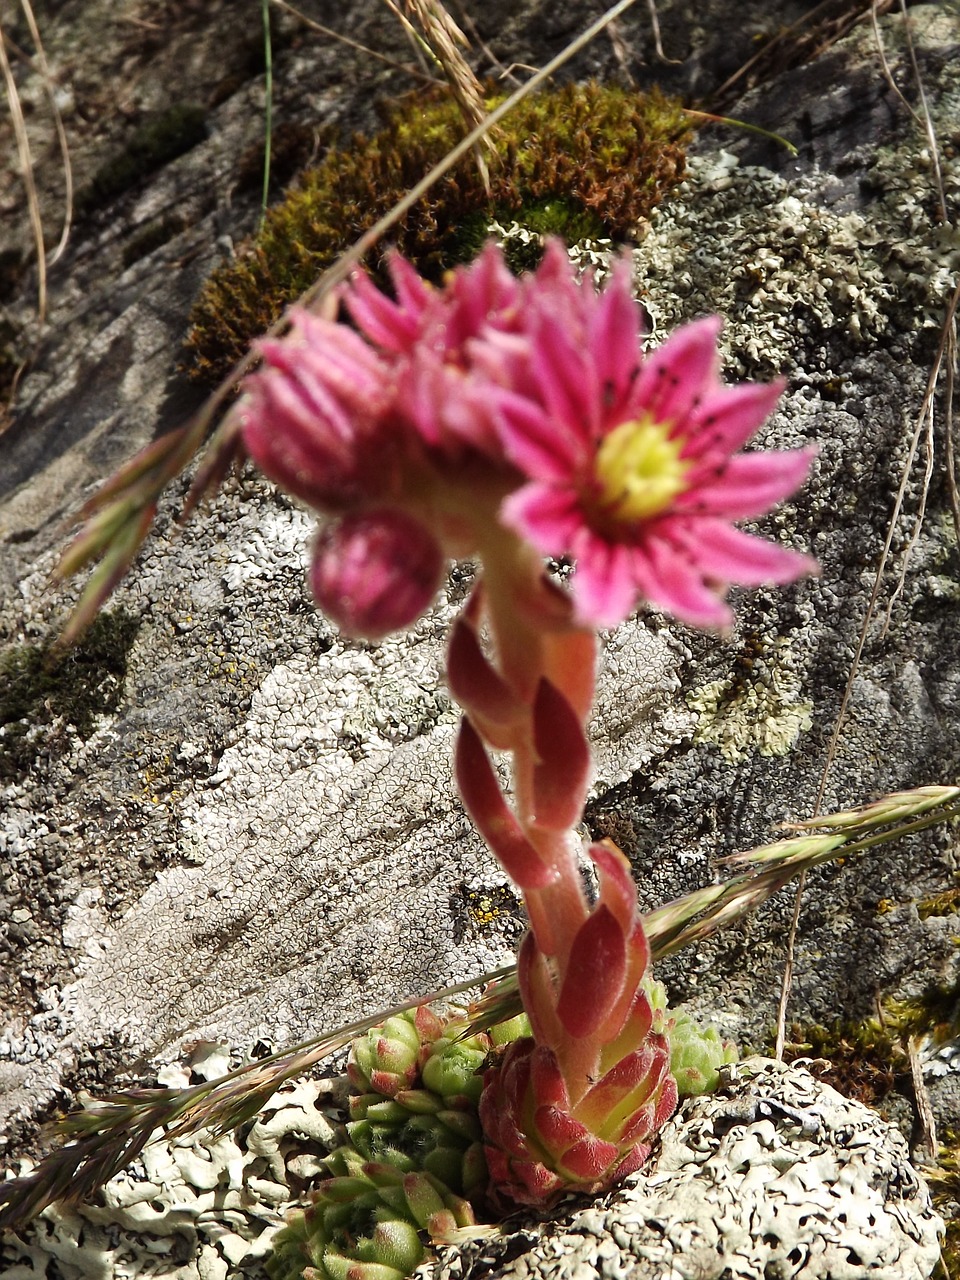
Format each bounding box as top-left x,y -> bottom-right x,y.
631,315 -> 722,427
493,390 -> 585,479
344,270 -> 423,353
529,310 -> 599,439
387,251 -> 433,317
679,446 -> 816,519
682,379 -> 785,461
567,535 -> 641,629
637,538 -> 734,629
587,257 -> 645,412
450,242 -> 521,338
501,482 -> 585,553
666,518 -> 818,586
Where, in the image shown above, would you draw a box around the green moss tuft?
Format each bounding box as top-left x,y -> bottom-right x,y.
184,82 -> 691,382
779,982 -> 960,1111
779,1019 -> 902,1110
79,105 -> 208,212
0,609 -> 139,780
917,882 -> 960,920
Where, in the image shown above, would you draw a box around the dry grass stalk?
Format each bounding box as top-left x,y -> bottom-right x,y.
383,0 -> 496,190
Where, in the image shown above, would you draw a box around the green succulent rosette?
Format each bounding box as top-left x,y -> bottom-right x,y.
269,1007 -> 492,1280
348,1008 -> 492,1199
266,1147 -> 476,1280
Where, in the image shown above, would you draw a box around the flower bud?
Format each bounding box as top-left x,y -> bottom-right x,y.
309,510 -> 444,639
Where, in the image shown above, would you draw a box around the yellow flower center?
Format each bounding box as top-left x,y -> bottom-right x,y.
594,416 -> 690,522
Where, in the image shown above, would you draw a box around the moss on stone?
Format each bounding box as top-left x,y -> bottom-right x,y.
184,82 -> 691,382
779,982 -> 960,1111
917,883 -> 960,921
0,609 -> 139,780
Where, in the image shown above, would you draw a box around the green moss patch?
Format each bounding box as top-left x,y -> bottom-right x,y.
184,82 -> 691,382
780,983 -> 960,1108
780,1019 -> 902,1110
0,609 -> 139,780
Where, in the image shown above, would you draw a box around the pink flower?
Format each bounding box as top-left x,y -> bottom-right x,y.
241,308 -> 395,512
344,246 -> 524,460
491,243 -> 817,629
240,242 -> 816,638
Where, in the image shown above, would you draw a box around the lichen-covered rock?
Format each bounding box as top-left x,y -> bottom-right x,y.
417,1058 -> 944,1280
2,1059 -> 941,1280
2,1 -> 959,1276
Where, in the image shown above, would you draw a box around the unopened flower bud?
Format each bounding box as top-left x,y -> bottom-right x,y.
310,510 -> 444,640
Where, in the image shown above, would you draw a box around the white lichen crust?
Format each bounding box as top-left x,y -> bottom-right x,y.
418,1058 -> 943,1280
1,1076 -> 342,1280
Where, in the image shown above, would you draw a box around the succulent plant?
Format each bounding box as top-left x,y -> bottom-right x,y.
348,1008 -> 492,1200
266,1147 -> 477,1280
269,1008 -> 492,1280
665,1011 -> 739,1097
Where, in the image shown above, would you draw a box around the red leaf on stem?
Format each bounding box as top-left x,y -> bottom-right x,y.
448,617 -> 522,744
455,720 -> 553,890
531,679 -> 590,830
555,905 -> 626,1038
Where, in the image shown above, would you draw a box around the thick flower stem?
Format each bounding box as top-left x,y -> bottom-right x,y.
475,537 -> 595,947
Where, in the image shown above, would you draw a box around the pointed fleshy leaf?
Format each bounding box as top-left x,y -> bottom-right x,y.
532,1104 -> 588,1154
517,932 -> 564,1048
326,1257 -> 406,1280
503,1158 -> 565,1205
401,1172 -> 446,1228
447,616 -> 522,736
610,1142 -> 653,1179
591,841 -> 638,933
528,1045 -> 570,1112
531,679 -> 591,830
556,1132 -> 619,1180
578,1045 -> 660,1129
602,981 -> 655,1066
555,905 -> 627,1039
455,720 -> 553,889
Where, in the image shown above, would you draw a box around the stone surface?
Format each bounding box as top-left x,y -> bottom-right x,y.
1,1058 -> 942,1280
1,1 -> 959,1277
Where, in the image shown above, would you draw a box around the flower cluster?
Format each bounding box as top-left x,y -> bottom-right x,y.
241,240 -> 815,637
239,240 -> 816,1222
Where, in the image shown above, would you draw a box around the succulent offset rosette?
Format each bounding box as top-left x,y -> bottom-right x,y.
266,1147 -> 477,1280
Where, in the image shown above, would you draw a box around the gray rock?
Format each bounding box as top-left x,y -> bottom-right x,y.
1,1 -> 958,1277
